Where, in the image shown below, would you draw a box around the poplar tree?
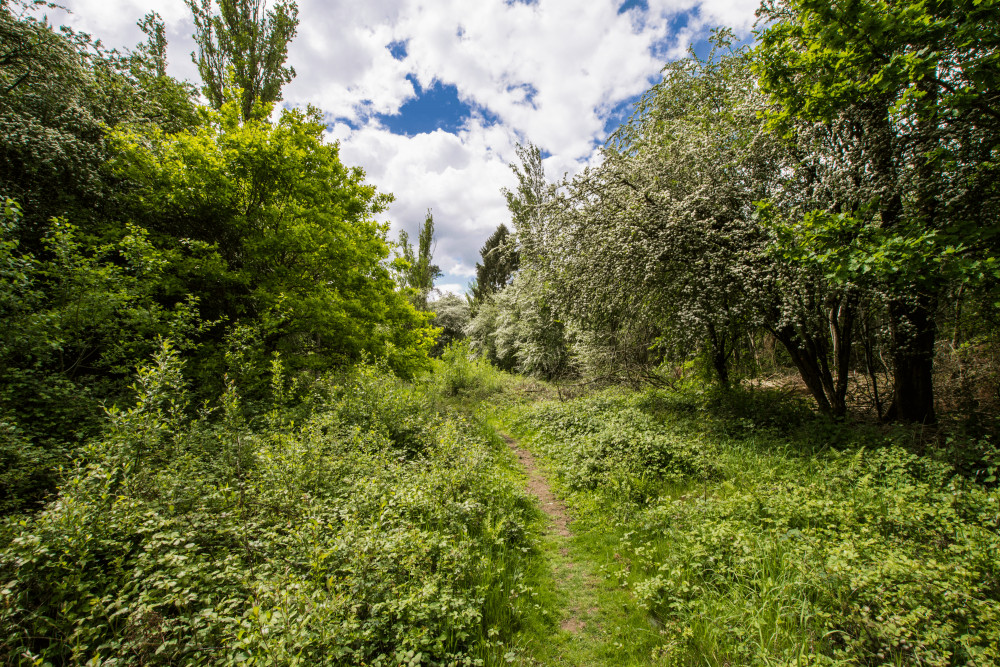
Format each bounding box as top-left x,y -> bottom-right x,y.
186,0 -> 298,120
398,210 -> 442,310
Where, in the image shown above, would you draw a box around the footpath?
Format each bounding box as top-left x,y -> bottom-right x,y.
500,432 -> 645,666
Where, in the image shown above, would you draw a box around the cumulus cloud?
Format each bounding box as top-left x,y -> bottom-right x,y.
331,118 -> 519,282
47,0 -> 760,294
431,284 -> 467,300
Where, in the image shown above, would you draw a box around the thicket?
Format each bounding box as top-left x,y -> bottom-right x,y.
0,0 -> 435,515
1,346 -> 537,665
502,386 -> 1000,665
467,1 -> 1000,430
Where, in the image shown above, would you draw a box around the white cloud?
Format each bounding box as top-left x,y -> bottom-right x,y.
447,262 -> 478,279
333,118 -> 518,286
46,0 -> 760,287
37,0 -> 201,82
431,284 -> 467,299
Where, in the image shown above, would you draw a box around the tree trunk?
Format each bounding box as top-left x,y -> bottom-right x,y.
863,91 -> 939,424
887,294 -> 937,424
773,325 -> 834,416
707,322 -> 730,387
885,77 -> 939,424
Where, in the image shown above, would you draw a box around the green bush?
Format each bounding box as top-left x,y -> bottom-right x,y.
0,344 -> 536,665
628,446 -> 1000,665
429,341 -> 506,400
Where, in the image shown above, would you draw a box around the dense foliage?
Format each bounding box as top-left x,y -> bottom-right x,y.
502,387 -> 1000,665
0,0 -> 435,514
1,349 -> 536,665
3,0 -> 1000,664
470,6 -> 1000,426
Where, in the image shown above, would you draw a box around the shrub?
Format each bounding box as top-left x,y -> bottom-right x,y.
0,344 -> 536,665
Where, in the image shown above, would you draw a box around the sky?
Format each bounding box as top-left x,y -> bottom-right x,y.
39,0 -> 760,297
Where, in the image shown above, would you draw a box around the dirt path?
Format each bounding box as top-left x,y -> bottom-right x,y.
500,433 -> 605,646
502,433 -> 572,538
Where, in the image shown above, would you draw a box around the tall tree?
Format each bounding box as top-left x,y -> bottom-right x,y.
186,0 -> 298,120
397,209 -> 442,310
503,143 -> 549,258
755,0 -> 1000,422
135,11 -> 167,78
471,223 -> 518,305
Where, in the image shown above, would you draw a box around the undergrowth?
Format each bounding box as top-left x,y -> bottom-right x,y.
501,385 -> 1000,666
0,343 -> 538,666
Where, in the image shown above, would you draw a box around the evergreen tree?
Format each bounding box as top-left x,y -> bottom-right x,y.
471,223 -> 518,305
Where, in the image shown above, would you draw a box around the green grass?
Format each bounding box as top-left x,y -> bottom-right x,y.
491,385 -> 1000,666
4,346 -> 997,665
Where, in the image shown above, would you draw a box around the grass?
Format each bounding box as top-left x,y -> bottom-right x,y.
487,384 -> 1000,666
4,343 -> 996,665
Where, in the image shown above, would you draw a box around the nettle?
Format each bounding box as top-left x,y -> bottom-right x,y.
0,344 -> 536,665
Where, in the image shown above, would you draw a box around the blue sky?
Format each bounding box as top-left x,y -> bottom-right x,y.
47,0 -> 761,296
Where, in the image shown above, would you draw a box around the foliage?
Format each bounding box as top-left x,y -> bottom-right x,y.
396,209 -> 444,311
430,292 -> 471,356
0,346 -> 536,665
0,200 -> 206,513
755,0 -> 1000,422
502,143 -> 547,260
186,0 -> 299,120
428,340 -> 506,401
509,391 -> 720,505
466,268 -> 573,380
0,0 -> 198,241
500,385 -> 1000,665
471,224 -> 518,307
111,100 -> 435,378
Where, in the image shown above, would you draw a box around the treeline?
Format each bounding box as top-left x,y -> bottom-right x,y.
468,2 -> 1000,425
0,4 -> 544,664
1,0 -> 435,513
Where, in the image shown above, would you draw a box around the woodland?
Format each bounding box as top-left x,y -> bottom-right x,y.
0,0 -> 998,664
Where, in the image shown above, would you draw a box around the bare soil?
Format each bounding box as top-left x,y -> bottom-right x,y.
502,433 -> 571,537
502,432 -> 596,636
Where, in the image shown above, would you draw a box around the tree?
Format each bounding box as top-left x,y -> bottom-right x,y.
755,0 -> 1000,422
533,36 -> 784,388
466,268 -> 573,379
471,223 -> 518,305
0,0 -> 198,245
111,100 -> 434,378
186,0 -> 298,120
429,293 -> 470,356
135,11 -> 167,78
503,142 -> 549,260
397,209 -> 443,311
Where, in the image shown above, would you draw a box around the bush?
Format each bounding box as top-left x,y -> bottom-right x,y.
0,344 -> 536,665
629,446 -> 1000,665
429,341 -> 506,400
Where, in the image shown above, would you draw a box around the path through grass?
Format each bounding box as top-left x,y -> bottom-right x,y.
499,430 -> 665,666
